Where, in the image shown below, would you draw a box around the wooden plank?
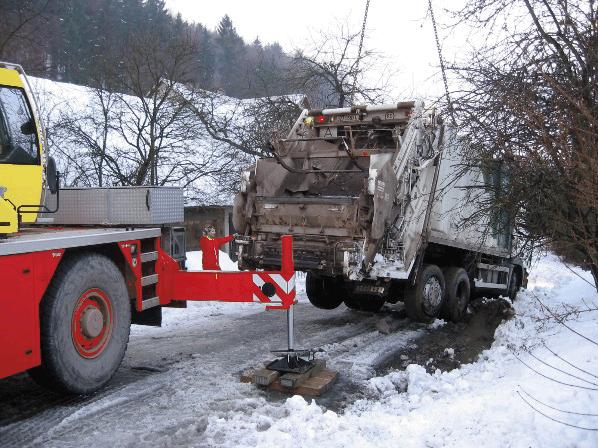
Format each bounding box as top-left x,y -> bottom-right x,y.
254,368 -> 280,386
240,369 -> 255,383
279,359 -> 326,388
266,369 -> 337,397
294,370 -> 338,396
241,360 -> 337,397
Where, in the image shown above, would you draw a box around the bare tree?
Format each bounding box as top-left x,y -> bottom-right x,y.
111,28 -> 214,188
449,0 -> 598,290
35,28 -> 240,203
32,81 -> 96,187
186,91 -> 304,157
0,0 -> 53,74
0,0 -> 49,55
57,82 -> 119,187
289,22 -> 390,108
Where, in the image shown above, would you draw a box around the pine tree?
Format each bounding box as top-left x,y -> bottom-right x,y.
215,15 -> 245,96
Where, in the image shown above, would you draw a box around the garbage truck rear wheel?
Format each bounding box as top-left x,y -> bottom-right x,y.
306,273 -> 345,310
404,264 -> 445,323
440,267 -> 470,322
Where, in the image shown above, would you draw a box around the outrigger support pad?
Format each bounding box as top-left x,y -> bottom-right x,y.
267,306 -> 316,374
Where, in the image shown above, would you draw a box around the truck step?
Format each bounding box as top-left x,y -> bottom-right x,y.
140,251 -> 158,263
141,274 -> 158,286
141,296 -> 160,310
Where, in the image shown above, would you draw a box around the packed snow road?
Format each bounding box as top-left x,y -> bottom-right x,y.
0,297 -> 422,447
1,254 -> 598,447
0,285 -> 504,447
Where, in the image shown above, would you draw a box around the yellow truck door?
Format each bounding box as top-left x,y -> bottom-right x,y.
0,67 -> 43,233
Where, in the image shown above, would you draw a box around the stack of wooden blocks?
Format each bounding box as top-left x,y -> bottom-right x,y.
241,360 -> 338,396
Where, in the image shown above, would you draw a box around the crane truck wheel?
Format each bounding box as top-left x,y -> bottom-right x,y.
440,267 -> 470,322
404,264 -> 445,323
28,253 -> 131,394
305,273 -> 345,310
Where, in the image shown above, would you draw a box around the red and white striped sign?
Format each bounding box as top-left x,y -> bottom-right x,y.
252,272 -> 296,305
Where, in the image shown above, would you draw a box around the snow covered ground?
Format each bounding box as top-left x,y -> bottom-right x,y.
1,253 -> 597,447
195,253 -> 598,448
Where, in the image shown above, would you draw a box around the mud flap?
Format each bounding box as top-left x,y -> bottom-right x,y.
131,305 -> 162,327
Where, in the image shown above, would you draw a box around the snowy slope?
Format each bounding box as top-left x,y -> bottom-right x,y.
29,77 -> 300,205
30,76 -> 235,203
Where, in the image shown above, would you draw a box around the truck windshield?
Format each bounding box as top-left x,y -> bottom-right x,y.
0,86 -> 39,165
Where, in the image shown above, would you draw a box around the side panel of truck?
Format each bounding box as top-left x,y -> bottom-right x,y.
0,250 -> 62,378
428,133 -> 510,257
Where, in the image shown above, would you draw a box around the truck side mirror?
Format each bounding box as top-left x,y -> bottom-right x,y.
47,156 -> 59,194
20,118 -> 36,135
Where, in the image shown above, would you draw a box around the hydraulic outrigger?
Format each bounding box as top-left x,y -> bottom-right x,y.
157,233 -> 318,375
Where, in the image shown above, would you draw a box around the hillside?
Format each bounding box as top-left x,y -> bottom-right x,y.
30,76 -> 301,205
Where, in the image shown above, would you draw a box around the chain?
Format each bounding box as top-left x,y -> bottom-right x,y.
428,0 -> 456,125
350,0 -> 370,106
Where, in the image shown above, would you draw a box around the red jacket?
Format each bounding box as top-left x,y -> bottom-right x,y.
200,235 -> 234,270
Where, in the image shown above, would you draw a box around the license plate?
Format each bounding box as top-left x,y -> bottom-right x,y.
340,114 -> 358,122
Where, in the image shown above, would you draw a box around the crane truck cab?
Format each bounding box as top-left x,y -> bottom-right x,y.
0,62 -> 47,234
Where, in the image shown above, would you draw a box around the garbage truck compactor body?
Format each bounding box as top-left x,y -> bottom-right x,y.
234,101 -> 527,321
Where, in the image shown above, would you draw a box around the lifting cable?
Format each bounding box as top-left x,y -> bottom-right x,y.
350,0 -> 371,106
428,0 -> 456,125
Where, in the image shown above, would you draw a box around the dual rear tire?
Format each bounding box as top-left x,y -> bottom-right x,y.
306,264 -> 473,322
306,273 -> 385,312
404,264 -> 471,323
441,267 -> 470,322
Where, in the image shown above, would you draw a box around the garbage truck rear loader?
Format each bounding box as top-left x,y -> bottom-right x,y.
233,102 -> 527,322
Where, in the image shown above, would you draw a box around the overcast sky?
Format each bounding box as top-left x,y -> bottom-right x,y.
165,0 -> 467,101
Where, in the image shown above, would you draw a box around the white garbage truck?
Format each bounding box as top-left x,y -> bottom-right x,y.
233,101 -> 527,322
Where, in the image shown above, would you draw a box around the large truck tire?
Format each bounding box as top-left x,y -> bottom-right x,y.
404,264 -> 445,323
29,253 -> 131,394
305,273 -> 345,310
440,267 -> 470,322
344,294 -> 385,312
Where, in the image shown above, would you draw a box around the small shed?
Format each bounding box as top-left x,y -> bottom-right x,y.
184,205 -> 235,254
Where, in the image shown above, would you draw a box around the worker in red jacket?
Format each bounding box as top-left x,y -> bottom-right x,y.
200,225 -> 237,270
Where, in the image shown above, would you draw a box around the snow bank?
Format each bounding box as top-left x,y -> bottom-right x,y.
186,250 -> 239,271
201,253 -> 598,447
